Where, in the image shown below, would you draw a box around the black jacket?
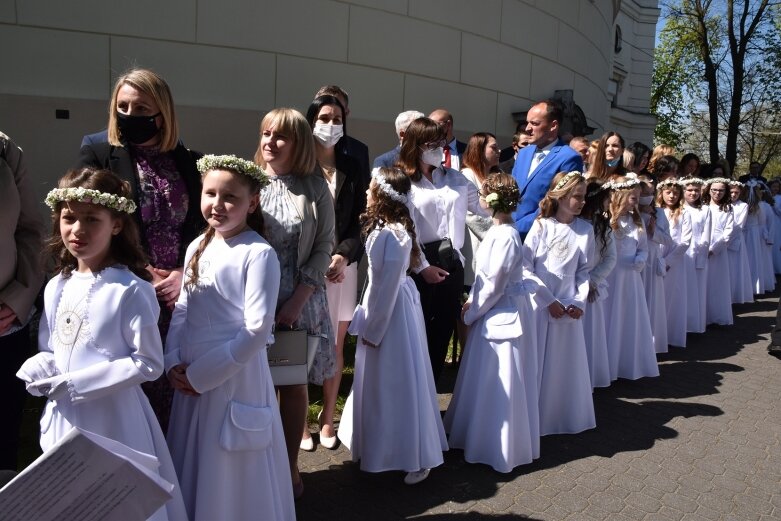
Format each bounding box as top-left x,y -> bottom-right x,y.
76,141 -> 206,266
319,152 -> 367,264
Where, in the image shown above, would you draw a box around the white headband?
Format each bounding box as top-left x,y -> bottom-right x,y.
371,167 -> 408,204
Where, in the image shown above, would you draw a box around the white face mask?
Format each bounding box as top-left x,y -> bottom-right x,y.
313,123 -> 344,148
639,195 -> 654,206
421,147 -> 444,167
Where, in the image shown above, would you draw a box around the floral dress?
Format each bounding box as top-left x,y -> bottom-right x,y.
261,176 -> 335,385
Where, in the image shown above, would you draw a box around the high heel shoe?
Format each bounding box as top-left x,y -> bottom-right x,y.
318,410 -> 339,450
300,434 -> 315,452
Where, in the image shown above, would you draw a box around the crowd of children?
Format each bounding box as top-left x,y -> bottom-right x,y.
14,149 -> 781,519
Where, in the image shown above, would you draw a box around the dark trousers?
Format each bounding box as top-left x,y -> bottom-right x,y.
0,325 -> 32,470
413,261 -> 465,382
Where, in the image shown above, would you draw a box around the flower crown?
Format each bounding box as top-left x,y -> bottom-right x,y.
728,179 -> 744,187
371,167 -> 407,204
656,178 -> 681,191
45,187 -> 137,213
680,176 -> 705,186
197,154 -> 269,187
552,171 -> 585,192
604,177 -> 641,191
703,177 -> 732,187
483,184 -> 520,215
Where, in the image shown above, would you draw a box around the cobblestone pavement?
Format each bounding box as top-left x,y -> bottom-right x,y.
296,292 -> 781,521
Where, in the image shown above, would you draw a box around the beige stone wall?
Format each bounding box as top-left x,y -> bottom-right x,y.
0,0 -> 658,212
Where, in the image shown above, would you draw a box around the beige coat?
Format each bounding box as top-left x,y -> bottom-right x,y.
0,132 -> 44,328
283,173 -> 335,284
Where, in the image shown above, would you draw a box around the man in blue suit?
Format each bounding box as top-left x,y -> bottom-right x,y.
511,99 -> 583,238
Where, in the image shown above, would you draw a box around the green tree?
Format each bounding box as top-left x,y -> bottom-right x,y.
652,0 -> 780,172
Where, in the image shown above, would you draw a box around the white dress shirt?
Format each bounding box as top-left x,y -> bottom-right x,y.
444,138 -> 461,171
528,140 -> 557,177
407,166 -> 488,271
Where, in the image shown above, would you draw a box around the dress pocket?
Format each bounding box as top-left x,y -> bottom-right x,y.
481,308 -> 522,340
219,401 -> 273,452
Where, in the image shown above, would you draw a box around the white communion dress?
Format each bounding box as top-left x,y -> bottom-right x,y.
728,200 -> 754,303
603,214 -> 659,380
582,224 -> 615,387
662,209 -> 692,347
165,231 -> 295,521
706,204 -> 735,325
759,201 -> 776,292
338,224 -> 448,473
18,267 -> 187,521
444,224 -> 539,472
684,204 -> 711,333
745,204 -> 769,294
643,208 -> 672,354
525,217 -> 596,436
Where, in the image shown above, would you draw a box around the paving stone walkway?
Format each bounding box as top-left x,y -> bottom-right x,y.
296,292 -> 781,521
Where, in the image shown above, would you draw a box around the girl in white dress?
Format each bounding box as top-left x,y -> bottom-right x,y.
338,167 -> 447,485
165,155 -> 295,520
682,177 -> 711,334
759,191 -> 776,292
639,177 -> 671,354
702,178 -> 735,326
17,168 -> 187,521
657,178 -> 692,348
744,181 -> 770,295
603,176 -> 659,380
768,180 -> 781,274
728,181 -> 754,303
526,171 -> 596,435
445,172 -> 540,472
580,180 -> 616,387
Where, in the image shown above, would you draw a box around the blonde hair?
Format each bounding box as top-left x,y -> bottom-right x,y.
253,108 -> 317,175
538,171 -> 586,219
656,182 -> 684,225
609,175 -> 643,230
107,68 -> 179,152
648,144 -> 677,175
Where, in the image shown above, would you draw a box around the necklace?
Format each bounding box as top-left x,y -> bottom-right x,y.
54,275 -> 97,371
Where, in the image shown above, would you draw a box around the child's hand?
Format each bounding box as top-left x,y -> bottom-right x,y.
168,364 -> 199,396
566,305 -> 583,319
548,301 -> 566,318
587,285 -> 599,303
461,301 -> 471,322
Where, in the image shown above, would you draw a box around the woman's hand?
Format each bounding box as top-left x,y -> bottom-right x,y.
0,304 -> 18,335
149,267 -> 183,310
275,283 -> 315,328
548,301 -> 566,319
420,265 -> 449,284
325,254 -> 348,283
167,364 -> 199,396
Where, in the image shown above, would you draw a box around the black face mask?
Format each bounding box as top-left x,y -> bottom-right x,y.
116,112 -> 161,144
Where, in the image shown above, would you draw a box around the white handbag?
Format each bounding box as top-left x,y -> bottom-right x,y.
267,329 -> 319,386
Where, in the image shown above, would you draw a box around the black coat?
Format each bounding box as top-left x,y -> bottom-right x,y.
76,142 -> 206,266
318,152 -> 368,264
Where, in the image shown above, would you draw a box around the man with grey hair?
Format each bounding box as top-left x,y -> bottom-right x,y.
373,110 -> 425,169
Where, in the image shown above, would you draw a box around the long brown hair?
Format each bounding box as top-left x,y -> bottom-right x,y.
45,168 -> 150,280
185,168 -> 266,288
581,180 -> 612,257
361,167 -> 421,270
463,132 -> 496,182
396,117 -> 444,182
588,131 -> 626,181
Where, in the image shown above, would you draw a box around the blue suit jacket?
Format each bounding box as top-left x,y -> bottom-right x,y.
511,138 -> 583,235
372,145 -> 400,169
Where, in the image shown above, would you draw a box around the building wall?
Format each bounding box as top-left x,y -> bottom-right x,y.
0,0 -> 658,208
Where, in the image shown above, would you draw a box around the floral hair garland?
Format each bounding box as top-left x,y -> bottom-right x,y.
483,184 -> 520,215
656,178 -> 681,191
680,176 -> 705,186
45,187 -> 137,213
604,177 -> 641,191
197,154 -> 269,187
371,167 -> 408,204
552,171 -> 585,192
728,179 -> 744,188
703,177 -> 732,187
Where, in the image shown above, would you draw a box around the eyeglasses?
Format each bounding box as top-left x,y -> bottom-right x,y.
421,140 -> 446,151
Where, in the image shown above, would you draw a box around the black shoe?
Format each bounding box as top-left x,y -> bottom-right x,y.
768,344 -> 781,359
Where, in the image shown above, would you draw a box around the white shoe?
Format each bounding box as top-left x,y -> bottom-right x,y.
404,469 -> 430,485
300,436 -> 315,452
319,431 -> 339,450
